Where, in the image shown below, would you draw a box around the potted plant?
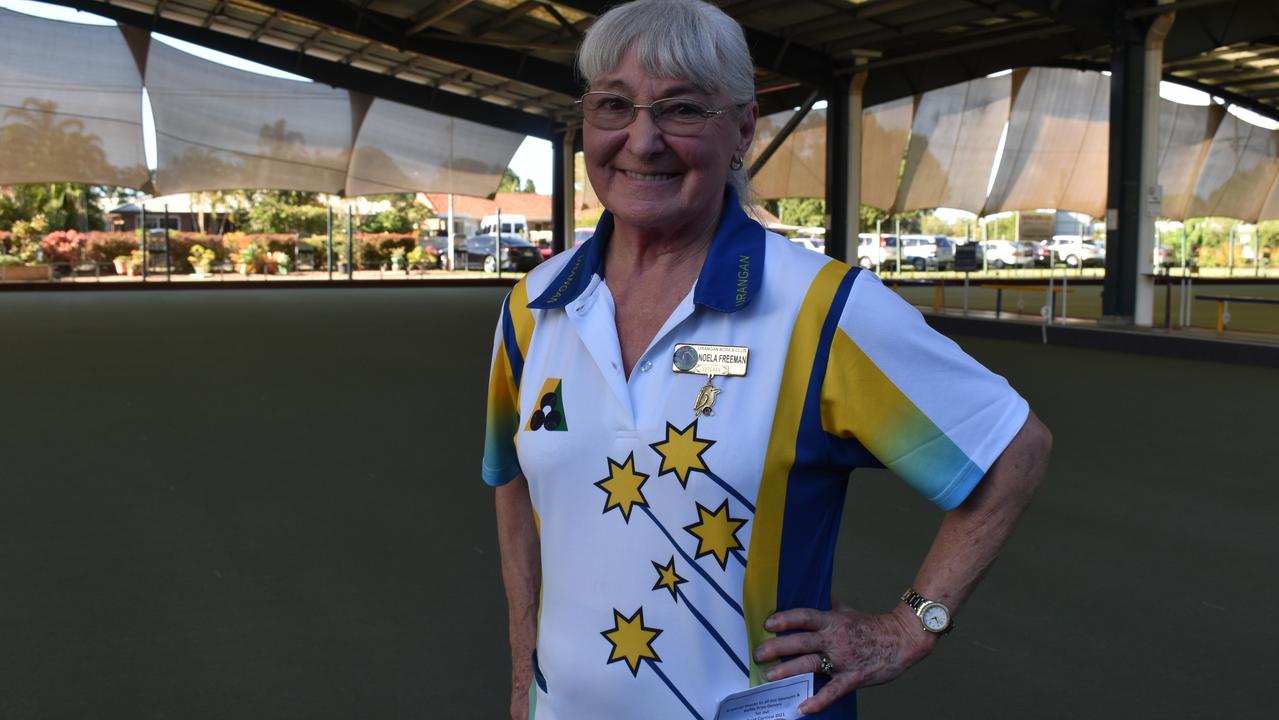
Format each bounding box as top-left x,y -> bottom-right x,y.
271,251 -> 292,275
235,244 -> 263,275
390,247 -> 406,273
113,254 -> 130,275
188,244 -> 216,277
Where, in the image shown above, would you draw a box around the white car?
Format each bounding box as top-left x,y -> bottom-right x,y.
1045,235 -> 1105,268
856,233 -> 899,270
981,239 -> 1034,268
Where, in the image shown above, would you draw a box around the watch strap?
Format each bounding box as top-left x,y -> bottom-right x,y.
901,587 -> 954,635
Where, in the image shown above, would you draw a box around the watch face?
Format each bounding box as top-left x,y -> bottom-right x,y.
921,603 -> 950,632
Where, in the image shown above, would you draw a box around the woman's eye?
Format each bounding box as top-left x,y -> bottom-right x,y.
601,98 -> 631,112
668,102 -> 704,118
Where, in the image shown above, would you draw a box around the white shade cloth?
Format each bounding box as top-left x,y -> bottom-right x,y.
1156,101 -> 1225,221
896,75 -> 1011,215
345,98 -> 523,197
146,41 -> 356,194
983,68 -> 1110,217
861,96 -> 914,212
748,107 -> 827,200
1185,112 -> 1279,222
0,8 -> 148,188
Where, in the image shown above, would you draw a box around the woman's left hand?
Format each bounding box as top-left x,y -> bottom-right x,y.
752,596 -> 937,715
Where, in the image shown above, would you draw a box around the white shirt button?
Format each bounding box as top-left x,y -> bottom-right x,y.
639,360 -> 652,373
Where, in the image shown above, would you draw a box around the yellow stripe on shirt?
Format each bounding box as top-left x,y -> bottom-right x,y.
742,260 -> 848,686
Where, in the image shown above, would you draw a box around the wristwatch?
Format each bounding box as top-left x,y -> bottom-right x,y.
901,588 -> 954,635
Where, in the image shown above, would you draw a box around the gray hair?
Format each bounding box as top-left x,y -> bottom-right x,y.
577,0 -> 756,207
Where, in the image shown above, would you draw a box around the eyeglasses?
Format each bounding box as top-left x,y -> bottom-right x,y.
576,91 -> 726,136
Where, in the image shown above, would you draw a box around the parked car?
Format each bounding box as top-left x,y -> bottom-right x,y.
574,227 -> 595,247
856,233 -> 899,271
1045,235 -> 1105,268
789,236 -> 825,254
893,235 -> 955,271
980,239 -> 1034,268
455,233 -> 541,273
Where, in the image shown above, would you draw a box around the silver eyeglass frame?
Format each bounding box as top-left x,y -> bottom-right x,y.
575,91 -> 727,134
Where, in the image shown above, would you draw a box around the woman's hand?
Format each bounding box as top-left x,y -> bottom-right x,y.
752,596 -> 937,715
509,686 -> 529,720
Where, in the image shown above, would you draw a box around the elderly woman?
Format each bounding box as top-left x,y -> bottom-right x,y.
482,1 -> 1051,718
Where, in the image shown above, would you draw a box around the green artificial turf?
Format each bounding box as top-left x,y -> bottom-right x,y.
0,287 -> 1274,719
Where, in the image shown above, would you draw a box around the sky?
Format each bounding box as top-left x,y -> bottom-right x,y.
3,0 -> 1276,204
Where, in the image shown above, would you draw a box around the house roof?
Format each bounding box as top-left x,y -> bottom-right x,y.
423,192 -> 553,221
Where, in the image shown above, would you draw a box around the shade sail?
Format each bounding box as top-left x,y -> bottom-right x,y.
983,67 -> 1110,217
1156,101 -> 1225,221
1184,112 -> 1279,222
896,75 -> 1011,215
345,98 -> 523,197
0,8 -> 148,188
1259,172 -> 1279,222
861,96 -> 914,212
146,41 -> 357,195
749,107 -> 827,200
747,95 -> 913,207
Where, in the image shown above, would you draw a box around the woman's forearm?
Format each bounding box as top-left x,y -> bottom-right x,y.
893,411 -> 1053,655
496,474 -> 541,714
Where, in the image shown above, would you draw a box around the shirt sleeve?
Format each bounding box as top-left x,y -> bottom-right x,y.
482,294 -> 524,487
820,272 -> 1029,510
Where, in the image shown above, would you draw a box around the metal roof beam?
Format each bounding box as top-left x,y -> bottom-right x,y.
247,0 -> 581,98
39,0 -> 555,138
1001,0 -> 1115,33
552,0 -> 834,86
822,2 -> 1035,53
407,0 -> 477,35
472,1 -> 542,38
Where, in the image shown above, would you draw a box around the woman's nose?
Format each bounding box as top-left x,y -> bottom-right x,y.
624,107 -> 667,158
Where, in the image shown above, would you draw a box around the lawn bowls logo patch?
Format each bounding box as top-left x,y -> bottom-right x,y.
527,378 -> 568,432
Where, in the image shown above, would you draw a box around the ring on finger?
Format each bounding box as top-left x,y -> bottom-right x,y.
817,654 -> 835,675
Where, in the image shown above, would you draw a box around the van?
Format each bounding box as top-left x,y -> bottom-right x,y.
480,214 -> 527,239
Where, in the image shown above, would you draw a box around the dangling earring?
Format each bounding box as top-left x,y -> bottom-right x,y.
730,154 -> 744,171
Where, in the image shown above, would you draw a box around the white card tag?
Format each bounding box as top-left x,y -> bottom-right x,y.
713,674 -> 814,720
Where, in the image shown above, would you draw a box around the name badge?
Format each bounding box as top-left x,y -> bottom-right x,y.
671,344 -> 749,377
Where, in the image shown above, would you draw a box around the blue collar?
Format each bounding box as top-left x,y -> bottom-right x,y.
528,186 -> 765,313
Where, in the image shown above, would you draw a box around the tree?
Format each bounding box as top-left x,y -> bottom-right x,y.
0,183 -> 105,232
523,178 -> 537,194
498,168 -> 522,193
356,194 -> 433,234
777,197 -> 825,227
244,190 -> 327,234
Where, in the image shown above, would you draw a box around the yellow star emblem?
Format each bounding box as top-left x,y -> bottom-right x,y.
600,607 -> 662,676
593,453 -> 649,522
683,500 -> 746,569
649,420 -> 715,487
651,556 -> 687,602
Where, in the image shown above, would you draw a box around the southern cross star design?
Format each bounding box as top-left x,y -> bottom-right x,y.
683,499 -> 747,569
601,607 -> 662,676
594,453 -> 650,522
651,556 -> 687,602
648,420 -> 715,488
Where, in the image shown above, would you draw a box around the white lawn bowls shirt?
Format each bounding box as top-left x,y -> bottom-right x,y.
482,188 -> 1028,720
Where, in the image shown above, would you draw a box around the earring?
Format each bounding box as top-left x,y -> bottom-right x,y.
730,155 -> 744,171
